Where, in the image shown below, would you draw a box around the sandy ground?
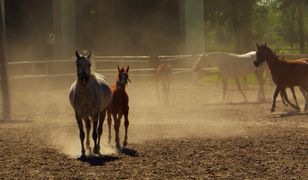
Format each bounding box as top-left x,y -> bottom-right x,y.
0,80 -> 307,179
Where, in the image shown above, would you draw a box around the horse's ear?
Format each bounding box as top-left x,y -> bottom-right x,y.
117,65 -> 120,72
87,51 -> 91,59
126,65 -> 129,73
256,43 -> 260,49
75,50 -> 80,58
264,42 -> 267,47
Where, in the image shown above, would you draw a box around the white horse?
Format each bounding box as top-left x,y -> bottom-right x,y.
193,51 -> 267,101
69,50 -> 112,160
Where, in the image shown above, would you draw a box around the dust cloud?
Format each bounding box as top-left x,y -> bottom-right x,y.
7,78 -> 254,157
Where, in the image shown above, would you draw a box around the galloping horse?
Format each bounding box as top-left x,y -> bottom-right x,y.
194,52 -> 267,101
69,50 -> 112,159
254,43 -> 308,112
107,66 -> 130,149
150,53 -> 172,105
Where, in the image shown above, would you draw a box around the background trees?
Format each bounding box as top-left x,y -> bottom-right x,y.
203,0 -> 308,53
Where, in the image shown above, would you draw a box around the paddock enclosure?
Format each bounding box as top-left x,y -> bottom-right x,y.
0,59 -> 307,178
1,0 -> 308,179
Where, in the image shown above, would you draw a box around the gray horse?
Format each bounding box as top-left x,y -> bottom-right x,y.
194,52 -> 267,101
69,50 -> 112,159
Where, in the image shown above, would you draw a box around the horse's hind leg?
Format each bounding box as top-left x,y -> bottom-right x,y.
235,77 -> 247,102
280,91 -> 288,107
290,87 -> 300,110
96,110 -> 106,154
123,109 -> 129,147
107,109 -> 112,144
256,70 -> 265,101
281,88 -> 299,111
222,78 -> 228,101
75,111 -> 86,159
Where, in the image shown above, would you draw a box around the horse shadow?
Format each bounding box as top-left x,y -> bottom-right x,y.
276,111 -> 308,118
78,155 -> 120,166
203,101 -> 269,106
0,119 -> 32,124
120,147 -> 139,157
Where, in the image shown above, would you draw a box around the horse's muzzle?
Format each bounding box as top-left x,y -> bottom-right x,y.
253,61 -> 260,67
78,74 -> 90,85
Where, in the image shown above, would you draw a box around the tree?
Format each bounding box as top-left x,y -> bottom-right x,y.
0,1 -> 11,121
298,0 -> 305,53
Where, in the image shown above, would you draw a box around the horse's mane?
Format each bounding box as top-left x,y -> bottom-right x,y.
263,45 -> 279,60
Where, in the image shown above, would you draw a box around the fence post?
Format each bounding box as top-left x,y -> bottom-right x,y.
92,52 -> 96,72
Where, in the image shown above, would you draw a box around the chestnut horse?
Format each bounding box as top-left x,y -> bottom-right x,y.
107,66 -> 130,148
150,53 -> 172,105
69,50 -> 112,159
254,43 -> 308,112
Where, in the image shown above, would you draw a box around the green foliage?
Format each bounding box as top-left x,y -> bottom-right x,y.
204,0 -> 308,53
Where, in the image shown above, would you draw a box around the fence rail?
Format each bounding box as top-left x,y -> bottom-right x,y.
2,53 -> 308,91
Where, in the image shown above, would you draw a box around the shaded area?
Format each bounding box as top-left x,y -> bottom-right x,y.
78,155 -> 121,166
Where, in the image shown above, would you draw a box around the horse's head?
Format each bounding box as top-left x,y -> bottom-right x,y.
117,65 -> 131,90
254,43 -> 271,67
75,50 -> 92,86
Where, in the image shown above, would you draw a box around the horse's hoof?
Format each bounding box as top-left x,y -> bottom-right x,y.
116,143 -> 121,149
93,146 -> 100,154
271,109 -> 275,113
123,141 -> 127,147
78,154 -> 87,161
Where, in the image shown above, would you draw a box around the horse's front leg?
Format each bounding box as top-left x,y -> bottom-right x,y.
113,112 -> 122,149
271,86 -> 281,112
234,77 -> 247,102
75,111 -> 86,160
96,109 -> 106,154
84,115 -> 91,152
107,108 -> 112,144
92,113 -> 99,154
123,109 -> 129,147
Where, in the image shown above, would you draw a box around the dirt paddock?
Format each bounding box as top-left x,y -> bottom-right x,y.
0,80 -> 307,179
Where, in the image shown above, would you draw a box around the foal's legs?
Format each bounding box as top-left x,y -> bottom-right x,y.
75,111 -> 86,159
96,110 -> 106,154
113,112 -> 122,149
123,109 -> 129,147
107,109 -> 112,144
234,77 -> 247,101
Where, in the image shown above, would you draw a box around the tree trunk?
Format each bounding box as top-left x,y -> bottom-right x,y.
290,6 -> 296,49
0,1 -> 11,121
242,0 -> 254,51
231,0 -> 241,53
298,0 -> 305,53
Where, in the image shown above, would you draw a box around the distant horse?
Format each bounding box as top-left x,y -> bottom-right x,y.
69,50 -> 112,159
254,43 -> 308,112
107,66 -> 130,149
193,52 -> 267,101
150,53 -> 172,105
